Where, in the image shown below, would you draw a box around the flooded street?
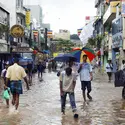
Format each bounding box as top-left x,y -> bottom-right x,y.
0,72 -> 125,125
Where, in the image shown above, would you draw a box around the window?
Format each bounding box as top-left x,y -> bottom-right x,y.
16,0 -> 20,7
21,37 -> 23,43
21,19 -> 23,25
112,17 -> 122,35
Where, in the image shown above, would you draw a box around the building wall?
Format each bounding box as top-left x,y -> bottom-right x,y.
0,5 -> 10,53
0,0 -> 16,27
54,30 -> 70,40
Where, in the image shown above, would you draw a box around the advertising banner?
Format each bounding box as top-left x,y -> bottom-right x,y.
122,0 -> 125,17
26,10 -> 31,27
47,30 -> 53,38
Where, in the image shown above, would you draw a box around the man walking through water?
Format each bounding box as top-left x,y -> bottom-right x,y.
78,55 -> 93,103
60,67 -> 78,118
5,58 -> 29,112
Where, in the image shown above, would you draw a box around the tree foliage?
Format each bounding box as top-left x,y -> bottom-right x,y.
88,35 -> 104,49
0,24 -> 9,39
55,38 -> 75,52
70,34 -> 80,40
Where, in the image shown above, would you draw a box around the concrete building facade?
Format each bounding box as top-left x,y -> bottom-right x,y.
0,2 -> 10,53
54,30 -> 70,40
25,5 -> 43,27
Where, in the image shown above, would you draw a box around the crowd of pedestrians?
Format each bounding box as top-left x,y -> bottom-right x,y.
1,55 -> 125,119
1,58 -> 29,113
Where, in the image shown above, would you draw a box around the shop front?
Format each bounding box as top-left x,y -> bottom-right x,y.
112,32 -> 122,72
0,6 -> 10,72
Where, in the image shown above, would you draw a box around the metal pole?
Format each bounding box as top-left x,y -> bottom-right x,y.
29,23 -> 32,47
45,28 -> 48,50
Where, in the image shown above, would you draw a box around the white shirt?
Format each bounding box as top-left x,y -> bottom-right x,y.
106,63 -> 113,72
79,63 -> 92,81
60,71 -> 77,92
1,69 -> 6,78
121,64 -> 125,70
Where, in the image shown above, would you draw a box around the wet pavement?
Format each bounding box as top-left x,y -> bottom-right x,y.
0,72 -> 125,125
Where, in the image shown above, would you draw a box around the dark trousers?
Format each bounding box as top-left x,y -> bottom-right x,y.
107,72 -> 112,81
81,81 -> 92,93
61,92 -> 77,113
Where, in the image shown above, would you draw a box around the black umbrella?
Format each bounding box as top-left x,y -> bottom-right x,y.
54,53 -> 77,62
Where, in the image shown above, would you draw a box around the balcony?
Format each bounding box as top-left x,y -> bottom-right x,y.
16,6 -> 26,16
95,0 -> 100,8
103,1 -> 120,24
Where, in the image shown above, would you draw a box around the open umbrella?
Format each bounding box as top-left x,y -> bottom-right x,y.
72,47 -> 81,51
70,47 -> 96,63
54,53 -> 77,62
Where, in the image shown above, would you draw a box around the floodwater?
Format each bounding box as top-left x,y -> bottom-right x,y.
0,72 -> 125,125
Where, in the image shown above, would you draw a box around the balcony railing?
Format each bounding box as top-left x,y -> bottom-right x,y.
95,0 -> 100,7
16,6 -> 26,16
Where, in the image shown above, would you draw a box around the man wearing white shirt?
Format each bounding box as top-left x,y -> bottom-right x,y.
106,60 -> 113,83
78,55 -> 93,102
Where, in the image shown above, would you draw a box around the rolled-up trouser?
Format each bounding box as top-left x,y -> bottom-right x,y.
61,92 -> 77,113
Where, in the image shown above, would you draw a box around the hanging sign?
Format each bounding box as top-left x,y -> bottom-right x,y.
10,25 -> 24,38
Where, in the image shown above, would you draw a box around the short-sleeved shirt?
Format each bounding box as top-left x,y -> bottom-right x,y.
6,63 -> 27,81
106,63 -> 113,72
79,62 -> 92,82
1,69 -> 6,78
121,64 -> 125,70
60,71 -> 77,92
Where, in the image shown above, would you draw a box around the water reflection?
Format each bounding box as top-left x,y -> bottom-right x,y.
0,73 -> 125,125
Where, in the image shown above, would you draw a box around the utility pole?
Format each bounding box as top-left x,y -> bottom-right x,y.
29,22 -> 32,47
45,28 -> 48,50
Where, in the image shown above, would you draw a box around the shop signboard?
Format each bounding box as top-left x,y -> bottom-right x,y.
12,47 -> 33,53
10,25 -> 24,38
25,10 -> 31,27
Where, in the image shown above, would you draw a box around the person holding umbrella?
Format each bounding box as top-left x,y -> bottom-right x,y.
78,55 -> 93,103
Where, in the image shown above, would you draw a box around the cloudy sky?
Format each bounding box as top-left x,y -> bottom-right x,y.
24,0 -> 96,34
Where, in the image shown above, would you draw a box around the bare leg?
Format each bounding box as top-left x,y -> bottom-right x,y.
6,99 -> 9,108
15,94 -> 19,110
12,94 -> 16,105
38,71 -> 40,78
41,71 -> 43,79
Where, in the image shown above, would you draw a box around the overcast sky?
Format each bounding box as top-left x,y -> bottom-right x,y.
24,0 -> 96,34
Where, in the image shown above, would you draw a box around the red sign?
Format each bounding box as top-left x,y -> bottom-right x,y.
85,16 -> 90,20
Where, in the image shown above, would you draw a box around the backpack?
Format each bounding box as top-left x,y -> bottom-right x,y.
114,70 -> 125,87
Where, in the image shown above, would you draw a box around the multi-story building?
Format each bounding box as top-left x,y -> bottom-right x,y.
0,0 -> 29,48
0,2 -> 10,65
94,0 -> 121,71
103,0 -> 120,71
25,5 -> 43,28
94,0 -> 104,42
54,30 -> 70,40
